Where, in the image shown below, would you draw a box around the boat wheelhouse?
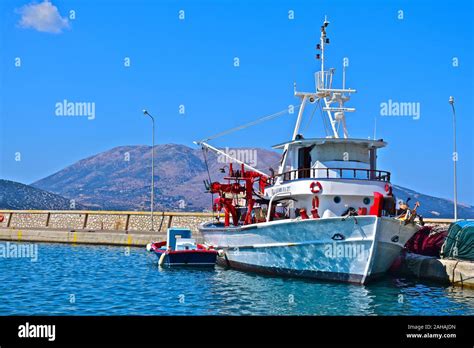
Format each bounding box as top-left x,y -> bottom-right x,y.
264,137 -> 392,220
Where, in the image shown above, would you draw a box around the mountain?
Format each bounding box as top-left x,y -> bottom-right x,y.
32,144 -> 281,212
391,185 -> 471,219
0,179 -> 88,210
29,144 -> 474,218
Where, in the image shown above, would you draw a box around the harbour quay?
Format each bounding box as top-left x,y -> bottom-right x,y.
0,210 -> 214,246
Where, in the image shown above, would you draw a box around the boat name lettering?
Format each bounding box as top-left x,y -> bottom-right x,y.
270,186 -> 291,195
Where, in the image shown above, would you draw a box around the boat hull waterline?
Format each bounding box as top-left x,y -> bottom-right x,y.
199,216 -> 419,284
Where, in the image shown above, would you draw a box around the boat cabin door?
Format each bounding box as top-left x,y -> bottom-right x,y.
298,146 -> 312,178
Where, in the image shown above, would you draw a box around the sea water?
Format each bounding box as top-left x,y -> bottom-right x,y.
0,243 -> 472,316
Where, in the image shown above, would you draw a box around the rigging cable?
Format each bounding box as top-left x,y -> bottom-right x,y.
199,104 -> 302,143
302,99 -> 320,133
319,99 -> 330,137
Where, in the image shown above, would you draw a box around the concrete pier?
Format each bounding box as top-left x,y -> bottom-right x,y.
0,227 -> 158,247
0,209 -> 215,234
0,210 -> 216,246
392,252 -> 474,289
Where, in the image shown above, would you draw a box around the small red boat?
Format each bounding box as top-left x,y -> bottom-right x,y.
146,228 -> 218,267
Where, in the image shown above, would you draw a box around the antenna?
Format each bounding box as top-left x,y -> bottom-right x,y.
373,115 -> 377,140
316,16 -> 330,88
342,61 -> 346,91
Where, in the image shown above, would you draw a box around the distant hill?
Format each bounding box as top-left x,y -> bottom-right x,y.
31,144 -> 281,212
391,185 -> 472,219
23,144 -> 474,218
0,179 -> 87,210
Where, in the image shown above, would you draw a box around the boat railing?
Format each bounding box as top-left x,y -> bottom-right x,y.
315,70 -> 334,91
268,167 -> 391,185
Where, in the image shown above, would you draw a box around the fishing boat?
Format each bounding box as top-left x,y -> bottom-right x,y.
146,228 -> 218,266
195,18 -> 421,284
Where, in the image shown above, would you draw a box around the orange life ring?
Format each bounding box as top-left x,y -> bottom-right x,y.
0,214 -> 4,223
310,181 -> 322,194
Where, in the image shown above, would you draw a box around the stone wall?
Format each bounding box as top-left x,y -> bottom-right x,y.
49,213 -> 85,229
9,213 -> 48,229
169,215 -> 213,232
0,210 -> 217,234
128,213 -> 171,232
0,210 -> 453,235
86,214 -> 128,231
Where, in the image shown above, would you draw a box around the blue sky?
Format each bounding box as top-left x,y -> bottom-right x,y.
0,0 -> 473,205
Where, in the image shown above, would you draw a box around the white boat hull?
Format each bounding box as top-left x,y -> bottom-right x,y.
199,216 -> 419,284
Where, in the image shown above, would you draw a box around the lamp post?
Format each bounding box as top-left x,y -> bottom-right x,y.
448,97 -> 458,221
143,109 -> 155,231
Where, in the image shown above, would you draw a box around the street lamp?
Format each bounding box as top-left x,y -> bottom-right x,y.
143,109 -> 155,231
448,97 -> 458,221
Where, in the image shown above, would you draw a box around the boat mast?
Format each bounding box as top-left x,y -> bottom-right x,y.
295,17 -> 357,139
316,16 -> 356,139
278,17 -> 357,177
320,16 -> 327,93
